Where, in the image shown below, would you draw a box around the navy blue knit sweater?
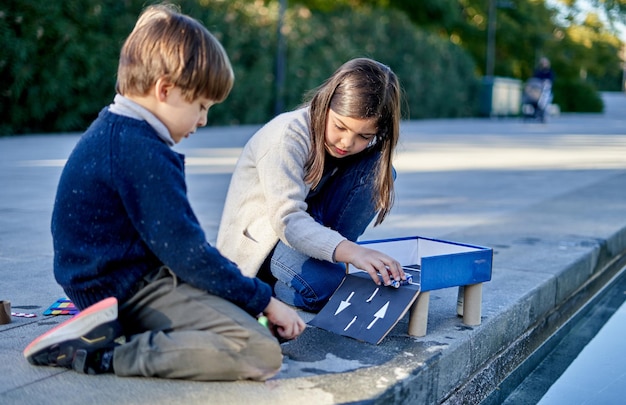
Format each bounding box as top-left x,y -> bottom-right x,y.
51,108 -> 272,315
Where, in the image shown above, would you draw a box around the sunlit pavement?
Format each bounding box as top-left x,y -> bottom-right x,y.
1,93 -> 625,404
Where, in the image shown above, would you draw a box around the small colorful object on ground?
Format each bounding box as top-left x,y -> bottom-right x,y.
257,315 -> 269,328
43,298 -> 80,316
12,312 -> 37,318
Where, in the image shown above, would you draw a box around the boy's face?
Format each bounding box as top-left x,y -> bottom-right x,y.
158,85 -> 214,143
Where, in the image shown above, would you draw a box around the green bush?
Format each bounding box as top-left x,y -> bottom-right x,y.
553,79 -> 604,113
0,0 -> 140,135
1,1 -> 480,135
281,6 -> 481,119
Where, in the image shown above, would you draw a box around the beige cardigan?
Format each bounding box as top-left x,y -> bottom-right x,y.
217,108 -> 347,277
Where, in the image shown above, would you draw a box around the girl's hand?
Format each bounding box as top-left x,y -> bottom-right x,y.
263,297 -> 306,340
335,240 -> 405,286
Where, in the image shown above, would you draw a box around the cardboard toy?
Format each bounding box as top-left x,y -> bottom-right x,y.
309,236 -> 493,343
309,265 -> 421,344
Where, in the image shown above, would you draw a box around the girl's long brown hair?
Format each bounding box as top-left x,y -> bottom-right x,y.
304,58 -> 401,226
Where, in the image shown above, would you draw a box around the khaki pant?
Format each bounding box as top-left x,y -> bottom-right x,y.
113,267 -> 282,381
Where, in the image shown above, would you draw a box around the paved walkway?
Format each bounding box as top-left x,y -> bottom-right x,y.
1,93 -> 625,404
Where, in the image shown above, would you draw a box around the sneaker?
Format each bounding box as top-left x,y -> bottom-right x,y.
23,297 -> 122,374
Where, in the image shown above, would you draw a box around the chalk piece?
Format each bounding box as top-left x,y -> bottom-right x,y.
43,298 -> 79,316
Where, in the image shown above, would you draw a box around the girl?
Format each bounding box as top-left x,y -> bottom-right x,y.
217,58 -> 405,311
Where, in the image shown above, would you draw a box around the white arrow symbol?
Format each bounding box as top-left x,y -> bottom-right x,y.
344,316 -> 357,331
366,287 -> 379,303
367,301 -> 390,329
335,291 -> 355,315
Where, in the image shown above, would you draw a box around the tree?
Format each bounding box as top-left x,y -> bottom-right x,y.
368,1 -> 624,94
561,0 -> 626,26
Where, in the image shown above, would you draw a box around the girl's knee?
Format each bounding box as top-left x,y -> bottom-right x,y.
280,281 -> 333,312
270,251 -> 345,311
273,273 -> 339,312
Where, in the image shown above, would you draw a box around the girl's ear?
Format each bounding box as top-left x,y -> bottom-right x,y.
154,77 -> 175,102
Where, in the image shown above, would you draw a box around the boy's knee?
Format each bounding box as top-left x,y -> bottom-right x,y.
245,331 -> 283,380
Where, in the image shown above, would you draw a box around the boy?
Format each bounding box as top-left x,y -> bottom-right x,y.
23,3 -> 305,381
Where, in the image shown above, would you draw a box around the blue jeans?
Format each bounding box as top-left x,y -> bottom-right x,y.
268,150 -> 386,312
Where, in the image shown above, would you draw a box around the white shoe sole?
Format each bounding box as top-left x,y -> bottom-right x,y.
23,297 -> 118,360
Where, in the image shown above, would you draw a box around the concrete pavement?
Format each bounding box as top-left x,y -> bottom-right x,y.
1,93 -> 625,404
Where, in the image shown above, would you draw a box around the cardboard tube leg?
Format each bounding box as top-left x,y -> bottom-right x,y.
456,286 -> 464,316
408,292 -> 430,337
0,300 -> 11,325
462,283 -> 482,326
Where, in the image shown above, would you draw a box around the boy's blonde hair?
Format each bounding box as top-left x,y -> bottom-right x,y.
305,58 -> 401,226
116,3 -> 234,103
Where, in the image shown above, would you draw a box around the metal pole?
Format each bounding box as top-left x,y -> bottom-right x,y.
622,44 -> 626,92
486,0 -> 496,78
274,0 -> 287,115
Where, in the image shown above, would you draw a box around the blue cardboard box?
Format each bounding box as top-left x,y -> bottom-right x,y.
351,236 -> 493,291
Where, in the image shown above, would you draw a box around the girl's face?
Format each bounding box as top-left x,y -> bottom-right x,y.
324,109 -> 377,158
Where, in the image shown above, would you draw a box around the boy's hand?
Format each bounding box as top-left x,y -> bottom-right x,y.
263,297 -> 306,340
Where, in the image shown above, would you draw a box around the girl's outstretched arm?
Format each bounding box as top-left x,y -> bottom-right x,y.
334,240 -> 405,286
